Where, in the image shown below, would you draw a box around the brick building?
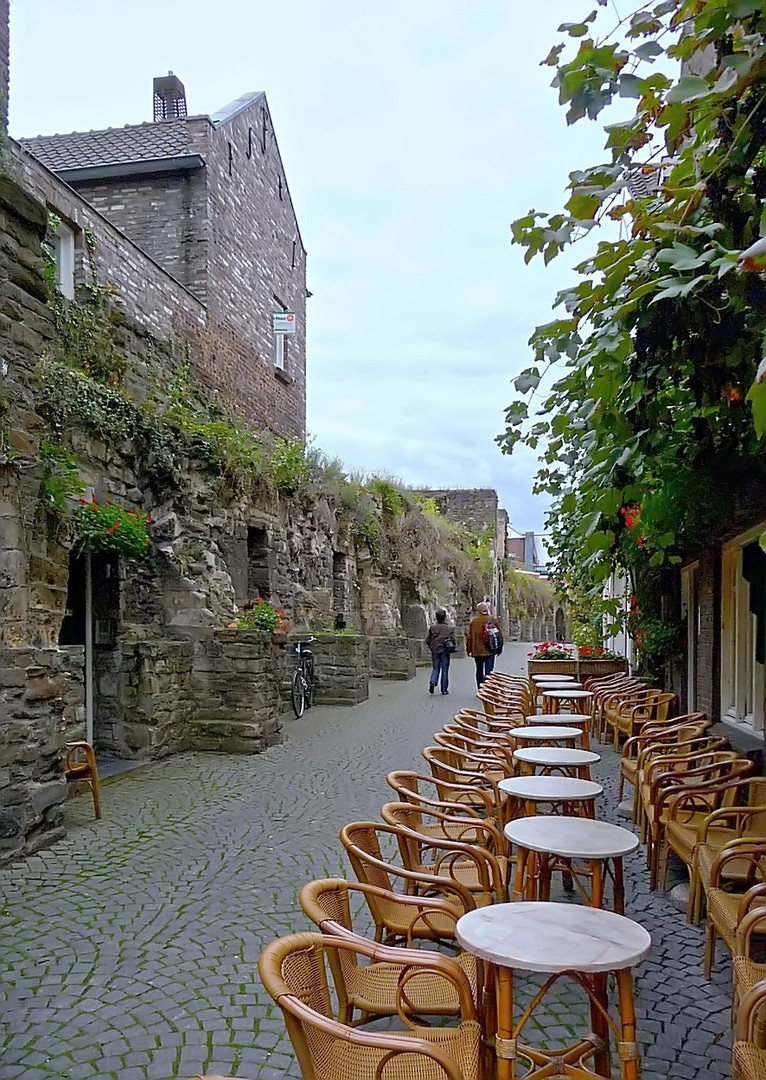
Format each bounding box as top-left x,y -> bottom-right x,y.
17,75 -> 307,437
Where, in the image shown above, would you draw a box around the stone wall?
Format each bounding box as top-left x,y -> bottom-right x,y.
190,630 -> 281,753
279,632 -> 370,707
369,635 -> 417,681
0,644 -> 84,862
0,0 -> 7,142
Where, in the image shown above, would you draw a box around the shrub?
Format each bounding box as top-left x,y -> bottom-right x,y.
236,598 -> 289,633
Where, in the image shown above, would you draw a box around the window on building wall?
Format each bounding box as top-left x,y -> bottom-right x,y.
274,333 -> 288,371
721,523 -> 766,733
51,221 -> 76,299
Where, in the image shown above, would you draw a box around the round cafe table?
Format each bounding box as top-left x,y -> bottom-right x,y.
514,746 -> 600,780
511,725 -> 582,746
505,815 -> 639,911
456,902 -> 650,1080
499,774 -> 602,820
542,688 -> 594,715
523,712 -> 591,748
531,673 -> 577,682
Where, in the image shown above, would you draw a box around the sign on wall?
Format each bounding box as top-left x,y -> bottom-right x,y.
273,312 -> 297,335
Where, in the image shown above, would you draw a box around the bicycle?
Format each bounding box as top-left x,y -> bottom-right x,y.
291,637 -> 316,718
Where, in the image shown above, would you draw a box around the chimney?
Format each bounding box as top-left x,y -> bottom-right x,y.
153,71 -> 187,122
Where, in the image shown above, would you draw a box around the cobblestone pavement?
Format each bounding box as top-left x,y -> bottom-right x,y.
1,643 -> 734,1079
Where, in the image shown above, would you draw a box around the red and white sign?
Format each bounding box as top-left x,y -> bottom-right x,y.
273,311 -> 297,335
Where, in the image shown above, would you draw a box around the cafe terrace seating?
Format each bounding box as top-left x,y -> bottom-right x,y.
255,659 -> 765,1080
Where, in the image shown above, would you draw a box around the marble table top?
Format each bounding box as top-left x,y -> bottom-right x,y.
513,747 -> 600,768
498,775 -> 603,802
525,713 -> 589,726
542,689 -> 594,700
511,726 -> 582,743
531,674 -> 577,682
504,814 -> 639,858
456,902 -> 651,972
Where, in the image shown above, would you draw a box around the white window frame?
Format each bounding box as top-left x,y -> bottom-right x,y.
681,561 -> 699,713
720,522 -> 766,733
274,333 -> 286,371
51,221 -> 76,299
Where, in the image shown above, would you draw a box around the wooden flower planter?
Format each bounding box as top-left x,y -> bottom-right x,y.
527,658 -> 629,680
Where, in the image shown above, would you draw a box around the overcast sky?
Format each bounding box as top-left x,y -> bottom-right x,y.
10,1 -> 610,536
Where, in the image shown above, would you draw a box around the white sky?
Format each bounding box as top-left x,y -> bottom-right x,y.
10,1 -> 611,535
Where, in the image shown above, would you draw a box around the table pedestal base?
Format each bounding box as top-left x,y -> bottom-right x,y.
493,966 -> 639,1080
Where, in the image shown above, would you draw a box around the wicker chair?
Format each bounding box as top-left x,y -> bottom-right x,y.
340,821 -> 477,943
385,771 -> 503,835
704,843 -> 766,977
605,690 -> 677,749
661,775 -> 765,903
616,715 -> 710,818
259,932 -> 482,1080
422,746 -> 507,815
299,878 -> 479,1023
734,908 -> 766,1052
378,805 -> 508,903
590,676 -> 647,741
640,752 -> 752,890
382,800 -> 509,864
438,726 -> 516,774
680,778 -> 766,922
734,979 -> 766,1080
453,709 -> 526,735
427,739 -> 513,787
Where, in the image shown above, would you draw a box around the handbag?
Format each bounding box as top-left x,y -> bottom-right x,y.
443,635 -> 457,654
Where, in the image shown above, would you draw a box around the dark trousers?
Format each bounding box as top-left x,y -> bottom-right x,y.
430,652 -> 450,693
474,654 -> 495,687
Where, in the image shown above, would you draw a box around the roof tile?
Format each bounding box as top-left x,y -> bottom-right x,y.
19,120 -> 194,172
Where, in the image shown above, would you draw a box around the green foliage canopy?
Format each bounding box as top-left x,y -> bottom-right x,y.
499,0 -> 766,615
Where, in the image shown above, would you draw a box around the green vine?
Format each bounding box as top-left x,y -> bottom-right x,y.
498,0 -> 766,657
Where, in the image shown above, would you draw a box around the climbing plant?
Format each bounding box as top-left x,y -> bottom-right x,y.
498,0 -> 766,629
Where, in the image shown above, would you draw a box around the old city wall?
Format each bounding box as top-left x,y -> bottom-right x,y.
0,166 -> 444,858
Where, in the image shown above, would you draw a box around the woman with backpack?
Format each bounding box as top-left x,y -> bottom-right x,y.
466,601 -> 503,688
425,608 -> 456,695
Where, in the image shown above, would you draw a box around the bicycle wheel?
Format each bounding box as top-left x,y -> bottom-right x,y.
304,660 -> 315,708
291,670 -> 306,718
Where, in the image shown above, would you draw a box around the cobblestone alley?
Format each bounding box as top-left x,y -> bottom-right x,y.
1,644 -> 734,1080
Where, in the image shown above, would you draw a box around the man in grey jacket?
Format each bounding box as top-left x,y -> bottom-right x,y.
425,608 -> 455,695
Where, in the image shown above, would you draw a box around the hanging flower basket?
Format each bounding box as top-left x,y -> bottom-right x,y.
73,498 -> 152,558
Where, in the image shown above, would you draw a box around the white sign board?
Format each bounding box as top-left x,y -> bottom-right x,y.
273,311 -> 297,335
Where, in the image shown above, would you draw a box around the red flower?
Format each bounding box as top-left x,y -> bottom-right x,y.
77,497 -> 87,504
91,497 -> 99,505
147,516 -> 153,524
105,500 -> 113,506
107,526 -> 115,535
256,597 -> 264,604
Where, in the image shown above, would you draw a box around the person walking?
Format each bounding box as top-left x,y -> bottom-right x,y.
425,608 -> 455,695
466,601 -> 503,688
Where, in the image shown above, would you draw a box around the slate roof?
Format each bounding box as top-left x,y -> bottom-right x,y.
19,119 -> 195,172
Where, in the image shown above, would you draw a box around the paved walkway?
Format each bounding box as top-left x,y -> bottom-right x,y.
1,644 -> 734,1080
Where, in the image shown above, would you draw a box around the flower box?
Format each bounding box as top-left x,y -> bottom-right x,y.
527,657 -> 629,680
